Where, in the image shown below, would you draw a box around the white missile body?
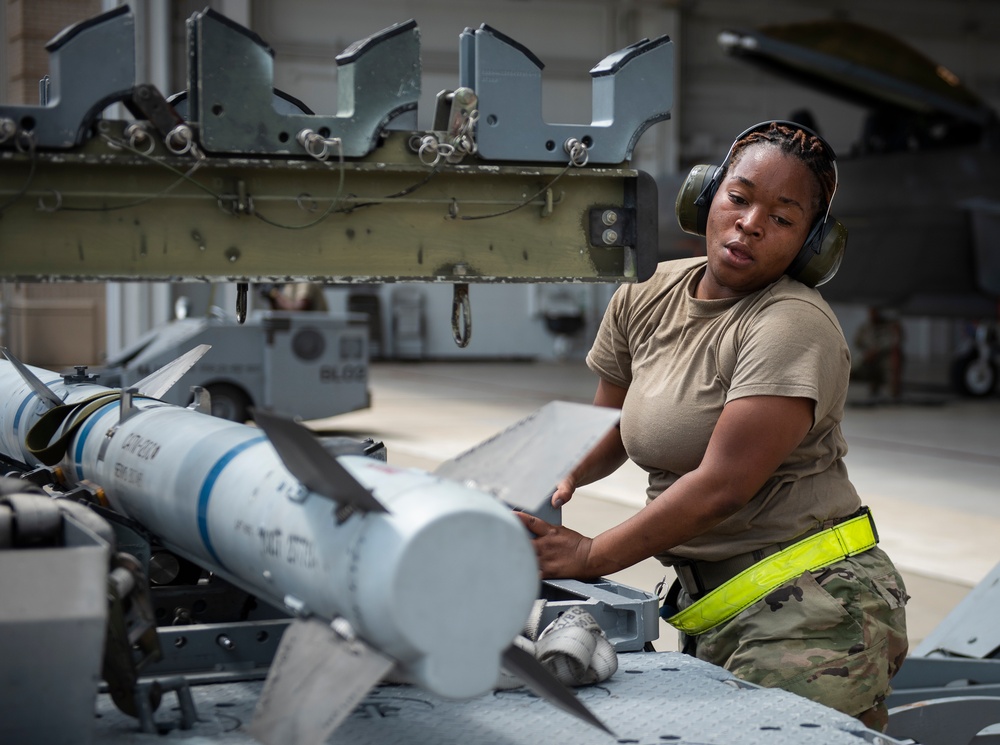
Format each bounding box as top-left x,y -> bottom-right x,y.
0,358 -> 539,699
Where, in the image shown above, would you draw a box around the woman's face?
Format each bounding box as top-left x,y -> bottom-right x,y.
699,142 -> 821,299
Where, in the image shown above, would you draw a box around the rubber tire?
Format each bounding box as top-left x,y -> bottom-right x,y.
205,383 -> 252,422
950,350 -> 998,398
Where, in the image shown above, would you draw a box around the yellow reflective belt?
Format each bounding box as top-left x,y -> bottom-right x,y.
666,511 -> 878,636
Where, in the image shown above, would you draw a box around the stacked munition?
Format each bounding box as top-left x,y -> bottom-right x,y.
0,355 -> 540,698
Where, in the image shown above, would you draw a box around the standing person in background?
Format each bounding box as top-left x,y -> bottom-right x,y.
517,121 -> 908,731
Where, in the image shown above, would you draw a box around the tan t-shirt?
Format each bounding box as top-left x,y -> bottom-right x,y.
586,257 -> 861,563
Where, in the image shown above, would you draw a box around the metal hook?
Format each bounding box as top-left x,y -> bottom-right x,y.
236,282 -> 248,324
451,283 -> 471,348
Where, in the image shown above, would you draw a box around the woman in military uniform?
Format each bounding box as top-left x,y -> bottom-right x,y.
517,121 -> 908,730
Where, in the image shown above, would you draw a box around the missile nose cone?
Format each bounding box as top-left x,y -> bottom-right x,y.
349,481 -> 538,699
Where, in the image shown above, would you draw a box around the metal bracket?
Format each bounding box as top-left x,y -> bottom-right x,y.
426,87 -> 479,164
61,365 -> 100,385
133,677 -> 198,734
187,386 -> 212,415
0,6 -> 136,149
188,10 -> 420,157
459,24 -> 673,164
5,467 -> 56,490
589,207 -> 632,248
125,84 -> 185,140
146,619 -> 291,683
118,387 -> 142,425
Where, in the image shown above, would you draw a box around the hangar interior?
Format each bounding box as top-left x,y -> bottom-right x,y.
1,2 -> 1000,742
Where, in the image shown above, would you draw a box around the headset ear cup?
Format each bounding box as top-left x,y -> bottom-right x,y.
675,164 -> 719,236
786,218 -> 848,288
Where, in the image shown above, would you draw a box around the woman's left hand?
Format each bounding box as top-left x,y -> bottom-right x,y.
515,512 -> 598,579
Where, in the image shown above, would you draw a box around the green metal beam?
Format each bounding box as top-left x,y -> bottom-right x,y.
0,122 -> 657,285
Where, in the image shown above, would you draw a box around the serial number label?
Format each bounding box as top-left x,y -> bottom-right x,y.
234,521 -> 318,569
113,462 -> 144,487
121,433 -> 161,460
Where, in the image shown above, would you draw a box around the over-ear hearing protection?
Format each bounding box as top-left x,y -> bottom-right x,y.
674,120 -> 847,288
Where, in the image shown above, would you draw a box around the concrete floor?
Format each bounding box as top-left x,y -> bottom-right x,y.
312,359 -> 1000,653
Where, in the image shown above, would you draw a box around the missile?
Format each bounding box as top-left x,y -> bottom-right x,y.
0,349 -> 620,743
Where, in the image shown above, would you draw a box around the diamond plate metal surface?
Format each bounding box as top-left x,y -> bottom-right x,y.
92,652 -> 902,744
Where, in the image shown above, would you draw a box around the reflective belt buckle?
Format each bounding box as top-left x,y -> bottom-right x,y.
862,505 -> 880,544
833,506 -> 878,557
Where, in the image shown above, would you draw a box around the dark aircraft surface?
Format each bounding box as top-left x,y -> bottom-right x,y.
659,20 -> 1000,394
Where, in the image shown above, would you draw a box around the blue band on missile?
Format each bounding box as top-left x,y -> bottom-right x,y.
198,435 -> 268,569
13,396 -> 32,435
72,400 -> 120,481
12,379 -> 63,436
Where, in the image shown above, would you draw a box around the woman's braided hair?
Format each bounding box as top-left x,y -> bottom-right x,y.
725,121 -> 837,221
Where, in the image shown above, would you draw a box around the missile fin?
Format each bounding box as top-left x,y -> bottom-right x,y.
131,344 -> 211,399
253,409 -> 388,514
433,401 -> 620,516
0,347 -> 63,409
248,617 -> 394,745
501,643 -> 614,736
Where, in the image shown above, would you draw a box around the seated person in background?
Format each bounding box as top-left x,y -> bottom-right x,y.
258,282 -> 328,312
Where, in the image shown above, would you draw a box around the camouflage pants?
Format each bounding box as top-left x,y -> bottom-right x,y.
675,547 -> 909,732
